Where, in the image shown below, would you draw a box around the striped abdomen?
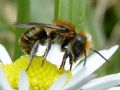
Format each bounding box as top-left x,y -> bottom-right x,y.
19,27 -> 47,54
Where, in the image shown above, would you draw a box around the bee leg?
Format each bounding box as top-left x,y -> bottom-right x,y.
59,50 -> 68,69
69,52 -> 74,71
83,49 -> 87,67
26,40 -> 40,71
69,61 -> 73,71
42,38 -> 52,66
59,39 -> 70,69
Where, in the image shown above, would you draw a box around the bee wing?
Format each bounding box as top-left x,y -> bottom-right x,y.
15,22 -> 63,30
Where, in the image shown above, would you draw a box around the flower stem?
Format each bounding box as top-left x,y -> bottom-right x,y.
14,0 -> 30,59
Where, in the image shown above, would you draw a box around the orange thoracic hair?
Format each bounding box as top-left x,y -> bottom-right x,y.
54,20 -> 75,31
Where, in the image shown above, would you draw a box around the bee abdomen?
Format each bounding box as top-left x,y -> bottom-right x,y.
19,35 -> 35,54
20,43 -> 33,54
19,27 -> 47,54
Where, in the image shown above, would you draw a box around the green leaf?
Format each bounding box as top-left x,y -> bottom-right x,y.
54,0 -> 86,32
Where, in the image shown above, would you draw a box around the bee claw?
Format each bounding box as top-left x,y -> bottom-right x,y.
26,67 -> 29,71
42,59 -> 45,66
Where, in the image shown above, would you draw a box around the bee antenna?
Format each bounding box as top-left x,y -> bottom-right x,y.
90,48 -> 110,63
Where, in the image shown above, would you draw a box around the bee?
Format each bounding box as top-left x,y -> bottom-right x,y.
15,20 -> 109,71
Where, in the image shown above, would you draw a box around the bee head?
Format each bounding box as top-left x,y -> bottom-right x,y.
71,31 -> 92,62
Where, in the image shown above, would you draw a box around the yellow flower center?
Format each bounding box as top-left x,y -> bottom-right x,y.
1,56 -> 72,90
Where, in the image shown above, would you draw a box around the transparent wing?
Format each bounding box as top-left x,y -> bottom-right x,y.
15,22 -> 63,30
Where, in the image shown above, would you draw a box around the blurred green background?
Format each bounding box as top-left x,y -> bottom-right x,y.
0,0 -> 120,76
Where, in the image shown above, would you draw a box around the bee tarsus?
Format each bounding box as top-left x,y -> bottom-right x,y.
59,50 -> 68,70
26,40 -> 40,71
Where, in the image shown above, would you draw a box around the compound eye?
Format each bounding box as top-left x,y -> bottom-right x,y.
77,36 -> 84,44
80,38 -> 85,45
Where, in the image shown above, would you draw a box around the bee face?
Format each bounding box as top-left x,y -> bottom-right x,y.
72,36 -> 85,56
69,33 -> 91,63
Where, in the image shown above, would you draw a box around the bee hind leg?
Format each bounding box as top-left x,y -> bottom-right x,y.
42,38 -> 52,66
26,40 -> 40,71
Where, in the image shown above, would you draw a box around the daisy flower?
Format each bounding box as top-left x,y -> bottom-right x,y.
0,44 -> 119,90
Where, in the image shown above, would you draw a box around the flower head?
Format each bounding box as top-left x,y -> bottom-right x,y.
0,44 -> 119,90
1,55 -> 72,89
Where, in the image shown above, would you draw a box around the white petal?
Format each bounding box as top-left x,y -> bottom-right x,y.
46,44 -> 65,68
107,87 -> 120,90
81,73 -> 120,90
19,70 -> 29,90
36,44 -> 65,69
0,44 -> 12,64
49,73 -> 68,90
73,45 -> 119,75
36,44 -> 47,56
64,45 -> 119,89
0,67 -> 12,90
64,74 -> 96,90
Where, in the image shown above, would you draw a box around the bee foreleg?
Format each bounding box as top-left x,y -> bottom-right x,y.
26,40 -> 40,71
42,38 -> 52,66
59,50 -> 68,70
69,52 -> 74,71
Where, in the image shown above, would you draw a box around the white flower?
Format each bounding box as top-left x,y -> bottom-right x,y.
0,44 -> 119,90
0,68 -> 29,90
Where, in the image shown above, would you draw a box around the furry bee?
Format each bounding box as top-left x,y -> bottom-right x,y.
15,20 -> 109,71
